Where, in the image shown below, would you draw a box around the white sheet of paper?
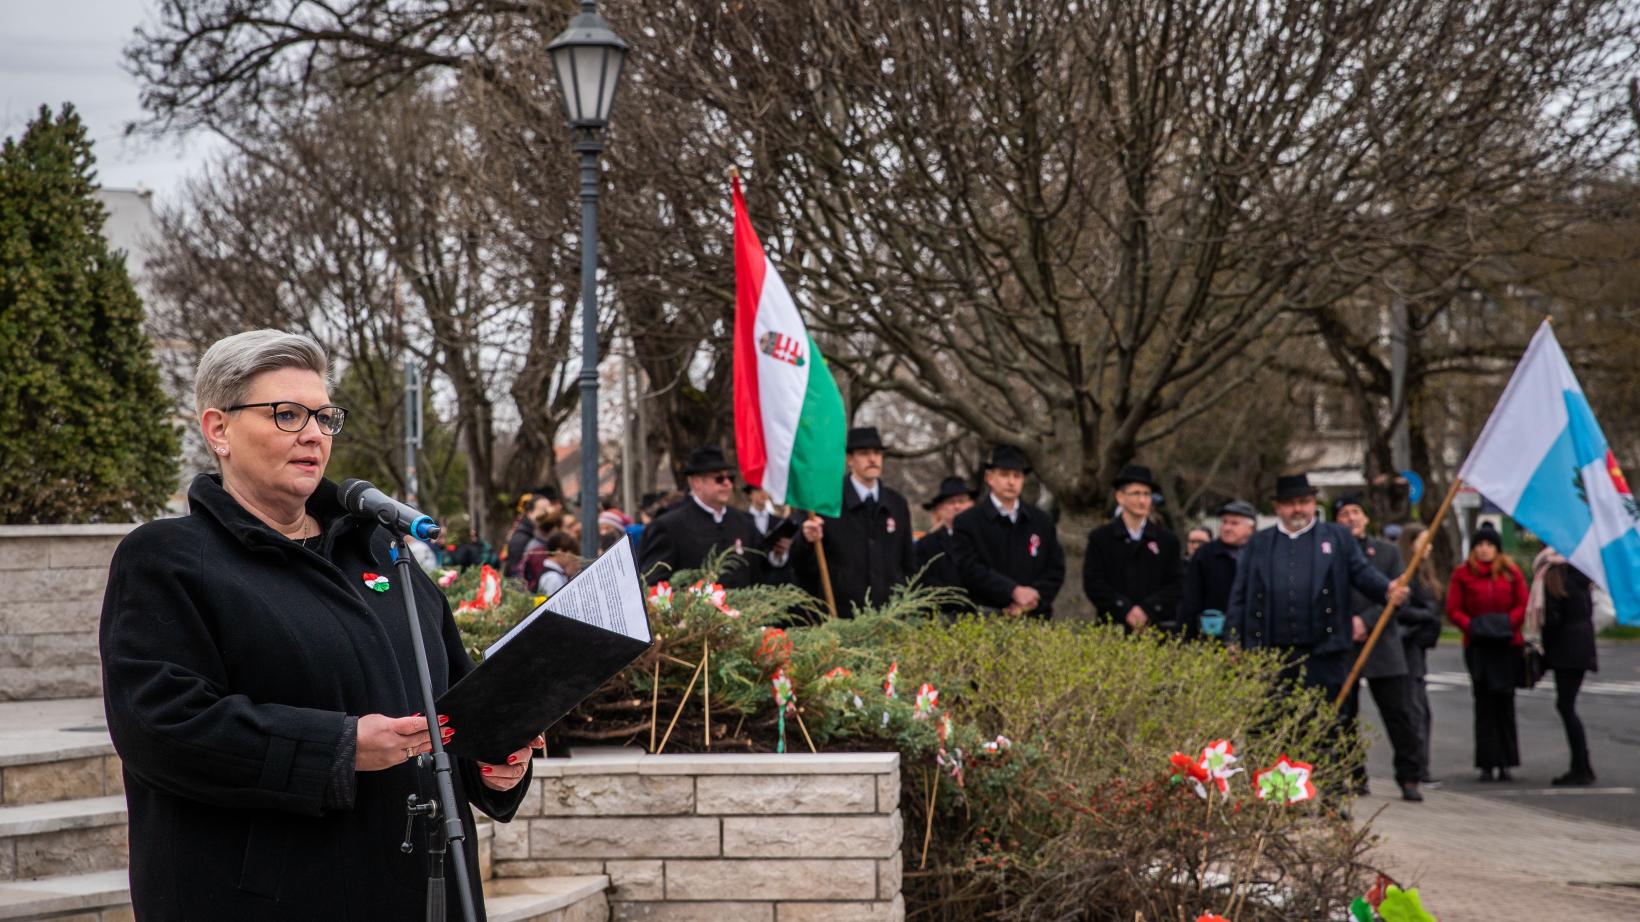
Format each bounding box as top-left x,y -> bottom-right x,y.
484,536 -> 651,658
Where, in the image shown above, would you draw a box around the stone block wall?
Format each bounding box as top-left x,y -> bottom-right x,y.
494,749 -> 904,922
0,525 -> 136,701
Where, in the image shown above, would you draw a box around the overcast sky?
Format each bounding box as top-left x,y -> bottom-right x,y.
1,0 -> 218,204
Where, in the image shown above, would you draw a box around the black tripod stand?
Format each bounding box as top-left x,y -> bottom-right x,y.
391,533 -> 480,922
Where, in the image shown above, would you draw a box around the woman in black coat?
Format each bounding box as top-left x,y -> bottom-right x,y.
100,331 -> 535,920
1539,554 -> 1599,785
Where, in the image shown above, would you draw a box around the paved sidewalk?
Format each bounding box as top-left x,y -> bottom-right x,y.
1359,785 -> 1640,920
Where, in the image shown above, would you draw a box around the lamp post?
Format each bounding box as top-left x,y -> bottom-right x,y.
548,1 -> 628,559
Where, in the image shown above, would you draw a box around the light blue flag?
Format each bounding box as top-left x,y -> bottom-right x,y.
1459,321 -> 1640,625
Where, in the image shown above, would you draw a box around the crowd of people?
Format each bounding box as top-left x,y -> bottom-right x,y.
491,428 -> 1601,804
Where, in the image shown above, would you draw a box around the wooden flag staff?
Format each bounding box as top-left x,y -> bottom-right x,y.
806,513 -> 842,620
1332,477 -> 1464,711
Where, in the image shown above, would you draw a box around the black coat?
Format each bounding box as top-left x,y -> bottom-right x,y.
1350,537 -> 1408,679
636,496 -> 775,589
951,497 -> 1066,617
1225,522 -> 1391,673
915,527 -> 965,594
502,517 -> 539,579
1543,567 -> 1598,672
1082,519 -> 1182,630
793,479 -> 916,616
1178,539 -> 1243,638
100,475 -> 527,921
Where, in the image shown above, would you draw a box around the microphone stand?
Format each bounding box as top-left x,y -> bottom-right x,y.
390,532 -> 480,922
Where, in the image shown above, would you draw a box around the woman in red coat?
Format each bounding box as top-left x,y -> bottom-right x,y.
1446,524 -> 1529,781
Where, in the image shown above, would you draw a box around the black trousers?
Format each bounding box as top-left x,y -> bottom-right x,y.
1553,668 -> 1591,775
1465,645 -> 1520,770
1404,674 -> 1434,781
1342,674 -> 1425,785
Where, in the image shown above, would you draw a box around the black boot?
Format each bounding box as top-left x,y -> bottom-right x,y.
1477,767 -> 1495,782
1497,768 -> 1512,782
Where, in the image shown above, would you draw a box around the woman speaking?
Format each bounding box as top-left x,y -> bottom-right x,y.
100,330 -> 536,919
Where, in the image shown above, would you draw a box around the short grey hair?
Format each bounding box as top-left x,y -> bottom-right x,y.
194,330 -> 331,414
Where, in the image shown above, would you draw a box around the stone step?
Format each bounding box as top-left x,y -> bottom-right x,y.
0,699 -> 122,807
0,795 -> 128,881
484,874 -> 609,922
0,868 -> 129,920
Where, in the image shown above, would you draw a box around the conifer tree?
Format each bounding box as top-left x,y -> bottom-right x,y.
0,105 -> 179,522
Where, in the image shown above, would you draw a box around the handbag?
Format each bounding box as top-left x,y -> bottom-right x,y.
1519,640 -> 1548,689
1468,612 -> 1514,643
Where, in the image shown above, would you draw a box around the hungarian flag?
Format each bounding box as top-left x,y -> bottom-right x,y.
732,173 -> 846,516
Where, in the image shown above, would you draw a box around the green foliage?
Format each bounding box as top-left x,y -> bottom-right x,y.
440,553 -> 1374,918
0,105 -> 178,522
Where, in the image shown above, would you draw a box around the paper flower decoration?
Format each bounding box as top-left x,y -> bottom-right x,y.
1198,739 -> 1243,797
1376,886 -> 1435,922
821,666 -> 853,681
1197,915 -> 1232,922
938,713 -> 954,744
1169,751 -> 1210,799
647,581 -> 673,610
883,662 -> 898,698
455,564 -> 501,613
1253,755 -> 1316,805
362,573 -> 391,593
757,628 -> 793,666
533,595 -> 547,607
913,683 -> 939,719
981,735 -> 1012,754
771,668 -> 794,706
689,580 -> 726,608
937,747 -> 965,787
435,569 -> 460,588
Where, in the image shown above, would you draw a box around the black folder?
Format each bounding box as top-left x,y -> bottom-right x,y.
437,536 -> 653,764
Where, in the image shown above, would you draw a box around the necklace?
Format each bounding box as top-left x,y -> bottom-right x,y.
287,515 -> 322,549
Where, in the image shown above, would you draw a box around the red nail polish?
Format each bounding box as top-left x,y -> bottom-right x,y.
506,754 -> 518,765
481,766 -> 493,775
413,712 -> 421,717
438,715 -> 449,726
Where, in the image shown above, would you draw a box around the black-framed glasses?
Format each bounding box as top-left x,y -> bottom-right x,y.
710,474 -> 734,485
226,401 -> 349,435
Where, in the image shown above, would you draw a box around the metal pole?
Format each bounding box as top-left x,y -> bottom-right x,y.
621,347 -> 636,516
404,363 -> 422,506
577,141 -> 602,558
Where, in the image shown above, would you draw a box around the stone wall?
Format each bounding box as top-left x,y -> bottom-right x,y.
0,525 -> 136,700
494,749 -> 904,922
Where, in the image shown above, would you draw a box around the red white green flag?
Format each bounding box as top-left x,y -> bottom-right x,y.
731,173 -> 846,516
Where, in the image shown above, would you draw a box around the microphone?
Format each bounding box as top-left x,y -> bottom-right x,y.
339,479 -> 442,541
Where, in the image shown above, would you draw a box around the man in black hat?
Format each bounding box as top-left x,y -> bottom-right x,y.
793,427 -> 916,616
638,446 -> 792,589
1331,493 -> 1426,801
1178,499 -> 1259,640
916,476 -> 978,597
951,445 -> 1066,617
1225,474 -> 1409,697
1083,464 -> 1182,633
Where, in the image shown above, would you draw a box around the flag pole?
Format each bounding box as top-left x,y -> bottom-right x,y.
807,513 -> 842,620
1333,477 -> 1464,710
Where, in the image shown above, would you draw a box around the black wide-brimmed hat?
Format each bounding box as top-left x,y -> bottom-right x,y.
681,446 -> 733,476
922,476 -> 978,510
846,426 -> 886,452
1219,499 -> 1258,520
1274,473 -> 1318,500
1113,463 -> 1157,491
1330,492 -> 1366,519
983,444 -> 1032,473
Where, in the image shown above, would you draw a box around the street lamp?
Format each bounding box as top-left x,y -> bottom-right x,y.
548,1 -> 628,558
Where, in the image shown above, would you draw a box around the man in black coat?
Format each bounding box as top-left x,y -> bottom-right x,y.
916,476 -> 978,601
952,444 -> 1066,617
1178,499 -> 1258,640
638,446 -> 792,589
1332,494 -> 1426,801
1083,464 -> 1183,633
795,427 -> 917,616
1224,474 -> 1409,696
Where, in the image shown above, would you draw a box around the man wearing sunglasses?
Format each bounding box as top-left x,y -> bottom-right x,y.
637,446 -> 792,589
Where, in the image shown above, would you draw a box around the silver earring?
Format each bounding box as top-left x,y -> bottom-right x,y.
215,447 -> 228,455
